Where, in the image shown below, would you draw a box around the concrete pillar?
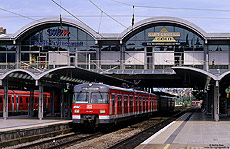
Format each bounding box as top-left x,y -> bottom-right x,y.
120,45 -> 125,70
67,93 -> 72,119
50,90 -> 55,116
28,88 -> 34,118
204,91 -> 208,112
203,41 -> 208,71
3,81 -> 8,119
60,89 -> 64,118
213,81 -> 219,121
38,84 -> 44,120
16,44 -> 20,69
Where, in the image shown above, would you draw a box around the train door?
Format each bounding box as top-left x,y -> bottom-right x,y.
19,96 -> 23,111
139,97 -> 142,113
115,95 -> 117,118
109,94 -> 114,115
124,95 -> 128,115
0,96 -> 3,111
122,95 -> 124,116
16,95 -> 19,112
43,95 -> 47,113
11,95 -> 15,112
136,96 -> 139,114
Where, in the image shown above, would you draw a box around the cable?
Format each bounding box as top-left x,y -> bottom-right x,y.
51,0 -> 105,39
110,0 -> 230,12
89,0 -> 128,29
3,15 -> 230,21
0,7 -> 38,22
98,11 -> 103,33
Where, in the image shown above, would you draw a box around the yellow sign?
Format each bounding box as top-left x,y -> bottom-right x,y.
148,27 -> 180,43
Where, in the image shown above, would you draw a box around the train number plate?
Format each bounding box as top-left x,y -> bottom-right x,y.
87,105 -> 92,109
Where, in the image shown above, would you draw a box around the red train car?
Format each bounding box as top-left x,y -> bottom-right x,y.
0,90 -> 57,115
72,83 -> 158,128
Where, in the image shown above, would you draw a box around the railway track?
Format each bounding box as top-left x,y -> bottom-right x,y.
108,109 -> 191,149
8,107 -> 188,149
15,131 -> 103,149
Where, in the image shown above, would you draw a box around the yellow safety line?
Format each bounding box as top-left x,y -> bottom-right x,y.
164,144 -> 170,149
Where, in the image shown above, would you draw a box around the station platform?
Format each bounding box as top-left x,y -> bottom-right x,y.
0,115 -> 71,132
136,108 -> 230,149
0,115 -> 72,147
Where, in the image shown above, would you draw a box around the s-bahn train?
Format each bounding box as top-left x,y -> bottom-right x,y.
0,90 -> 56,115
72,83 -> 175,128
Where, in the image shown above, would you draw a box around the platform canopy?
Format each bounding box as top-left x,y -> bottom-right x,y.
0,66 -> 132,89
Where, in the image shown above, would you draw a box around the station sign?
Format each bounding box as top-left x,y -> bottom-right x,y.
148,27 -> 181,43
34,40 -> 83,47
47,29 -> 70,36
33,27 -> 84,47
142,42 -> 180,46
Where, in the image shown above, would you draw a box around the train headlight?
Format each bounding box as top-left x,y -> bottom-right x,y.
100,110 -> 105,114
74,109 -> 80,113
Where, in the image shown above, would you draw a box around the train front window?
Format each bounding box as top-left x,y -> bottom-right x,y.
91,92 -> 109,104
74,92 -> 89,103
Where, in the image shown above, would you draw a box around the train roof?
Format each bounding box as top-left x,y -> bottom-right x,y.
152,91 -> 177,97
74,83 -> 156,96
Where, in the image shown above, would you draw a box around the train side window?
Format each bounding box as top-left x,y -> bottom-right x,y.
48,98 -> 50,103
124,96 -> 128,107
36,98 -> 38,103
20,97 -> 23,103
118,96 -> 121,107
26,98 -> 29,103
112,95 -> 115,106
0,96 -> 2,103
129,96 -> 133,106
8,97 -> 11,103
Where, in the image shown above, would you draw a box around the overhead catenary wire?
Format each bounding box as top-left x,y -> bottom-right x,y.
111,0 -> 230,12
89,0 -> 128,29
98,11 -> 103,33
0,7 -> 38,22
51,0 -> 105,39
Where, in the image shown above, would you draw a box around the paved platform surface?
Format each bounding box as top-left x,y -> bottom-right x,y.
0,115 -> 71,132
136,109 -> 230,149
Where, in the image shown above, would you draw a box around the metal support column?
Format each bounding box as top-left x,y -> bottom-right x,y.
67,93 -> 72,119
214,81 -> 219,121
3,81 -> 8,119
206,83 -> 213,116
120,44 -> 125,70
28,88 -> 34,118
16,44 -> 20,69
60,89 -> 64,118
38,84 -> 44,120
204,40 -> 208,71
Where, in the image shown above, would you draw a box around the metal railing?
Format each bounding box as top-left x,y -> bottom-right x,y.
0,60 -> 228,73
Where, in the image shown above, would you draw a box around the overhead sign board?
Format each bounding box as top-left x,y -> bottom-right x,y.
148,27 -> 181,43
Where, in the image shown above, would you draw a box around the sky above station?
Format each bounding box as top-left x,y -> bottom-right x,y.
1,0 -> 230,34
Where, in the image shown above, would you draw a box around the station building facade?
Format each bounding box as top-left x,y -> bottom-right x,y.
1,17 -> 230,121
0,16 -> 229,73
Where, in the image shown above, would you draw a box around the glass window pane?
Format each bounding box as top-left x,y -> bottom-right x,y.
7,53 -> 16,62
0,45 -> 6,51
91,92 -> 109,104
0,53 -> 6,62
74,92 -> 89,103
78,29 -> 87,40
7,46 -> 16,51
21,53 -> 29,61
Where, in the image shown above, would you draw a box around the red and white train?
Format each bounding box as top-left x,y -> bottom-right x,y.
0,90 -> 55,115
72,83 -> 175,128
